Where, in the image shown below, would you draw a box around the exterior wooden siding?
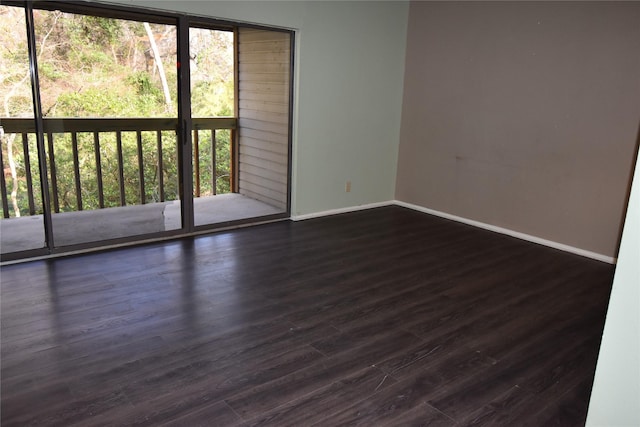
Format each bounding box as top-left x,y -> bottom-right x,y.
237,28 -> 291,210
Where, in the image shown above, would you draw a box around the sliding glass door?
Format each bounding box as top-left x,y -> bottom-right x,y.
33,9 -> 183,248
189,26 -> 238,227
0,2 -> 293,261
0,5 -> 46,254
192,25 -> 293,228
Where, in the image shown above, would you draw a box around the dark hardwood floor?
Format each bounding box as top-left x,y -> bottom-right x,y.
1,206 -> 614,426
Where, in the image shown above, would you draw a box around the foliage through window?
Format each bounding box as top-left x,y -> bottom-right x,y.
0,6 -> 235,216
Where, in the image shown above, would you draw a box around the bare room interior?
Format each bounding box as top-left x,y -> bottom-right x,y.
1,1 -> 639,426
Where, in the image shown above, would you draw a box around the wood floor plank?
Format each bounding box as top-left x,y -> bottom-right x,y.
157,400 -> 244,427
379,403 -> 456,427
0,206 -> 614,426
313,354 -> 483,427
244,366 -> 395,427
462,385 -> 543,426
224,330 -> 422,420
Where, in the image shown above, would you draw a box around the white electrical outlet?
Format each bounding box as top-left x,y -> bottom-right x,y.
345,181 -> 351,192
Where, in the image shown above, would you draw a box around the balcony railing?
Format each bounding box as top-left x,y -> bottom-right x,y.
0,117 -> 236,219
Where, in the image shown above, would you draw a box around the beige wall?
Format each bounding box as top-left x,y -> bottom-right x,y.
396,1 -> 640,258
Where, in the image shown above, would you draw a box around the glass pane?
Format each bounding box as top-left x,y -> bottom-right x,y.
36,13 -> 177,118
190,28 -> 234,118
190,27 -> 254,227
0,5 -> 47,255
32,9 -> 181,247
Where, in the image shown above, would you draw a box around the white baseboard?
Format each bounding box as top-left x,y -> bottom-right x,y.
394,200 -> 616,264
290,199 -> 616,264
290,201 -> 394,221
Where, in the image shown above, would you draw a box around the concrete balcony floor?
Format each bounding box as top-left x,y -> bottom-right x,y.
0,193 -> 282,254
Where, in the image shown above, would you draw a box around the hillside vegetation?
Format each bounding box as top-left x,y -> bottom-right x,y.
1,6 -> 234,217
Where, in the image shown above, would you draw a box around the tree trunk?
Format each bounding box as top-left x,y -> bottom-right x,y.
144,22 -> 173,112
5,134 -> 21,217
3,71 -> 30,219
